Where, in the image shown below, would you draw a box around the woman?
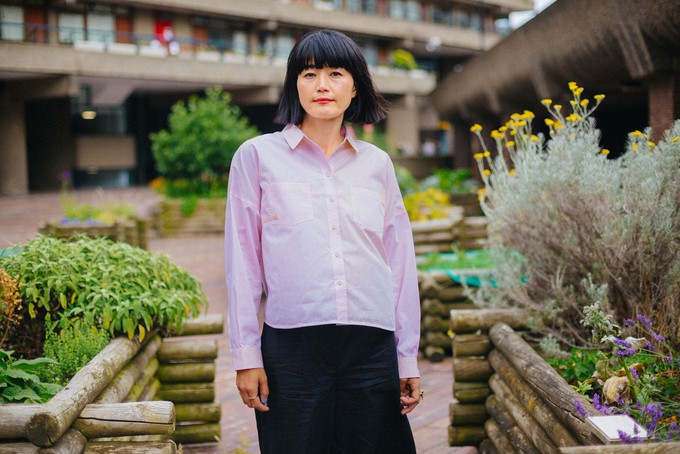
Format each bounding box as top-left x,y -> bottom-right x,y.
225,29 -> 421,453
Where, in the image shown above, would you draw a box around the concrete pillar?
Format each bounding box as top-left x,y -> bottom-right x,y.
648,73 -> 680,143
386,94 -> 419,155
0,89 -> 29,195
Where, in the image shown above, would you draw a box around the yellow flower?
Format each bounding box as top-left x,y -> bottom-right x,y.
499,126 -> 508,132
554,104 -> 562,111
594,94 -> 605,101
531,135 -> 540,142
523,110 -> 535,119
648,141 -> 655,147
580,99 -> 589,107
630,130 -> 646,137
568,81 -> 578,91
541,99 -> 552,106
575,87 -> 584,96
601,149 -> 610,155
477,188 -> 487,195
510,113 -> 521,121
510,130 -> 517,136
570,100 -> 578,107
483,151 -> 491,157
566,114 -> 582,122
509,169 -> 516,176
473,152 -> 484,160
491,130 -> 503,139
470,124 -> 483,132
633,143 -> 639,152
545,118 -> 555,126
483,169 -> 491,176
515,120 -> 526,127
673,136 -> 680,143
506,141 -> 515,147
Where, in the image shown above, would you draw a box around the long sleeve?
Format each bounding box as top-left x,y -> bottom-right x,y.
225,142 -> 265,370
382,158 -> 421,378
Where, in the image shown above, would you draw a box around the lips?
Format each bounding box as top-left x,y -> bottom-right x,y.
313,98 -> 333,104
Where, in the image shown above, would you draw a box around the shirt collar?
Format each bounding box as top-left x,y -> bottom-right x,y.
282,124 -> 360,154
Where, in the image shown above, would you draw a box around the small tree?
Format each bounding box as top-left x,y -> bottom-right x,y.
150,87 -> 259,182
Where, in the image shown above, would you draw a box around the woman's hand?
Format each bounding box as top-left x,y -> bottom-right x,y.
237,368 -> 270,412
399,377 -> 422,415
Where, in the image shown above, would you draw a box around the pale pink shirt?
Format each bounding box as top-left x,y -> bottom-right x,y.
225,124 -> 420,378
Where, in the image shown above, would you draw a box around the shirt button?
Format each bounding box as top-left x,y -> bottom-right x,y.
325,172 -> 331,178
335,252 -> 341,258
331,225 -> 337,230
329,196 -> 334,202
337,280 -> 343,286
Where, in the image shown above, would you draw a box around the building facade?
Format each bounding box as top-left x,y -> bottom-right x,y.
0,0 -> 531,195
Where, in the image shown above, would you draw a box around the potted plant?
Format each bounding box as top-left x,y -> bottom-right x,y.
149,87 -> 259,236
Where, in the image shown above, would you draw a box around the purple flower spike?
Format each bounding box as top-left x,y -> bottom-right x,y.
629,367 -> 639,381
574,399 -> 590,418
625,318 -> 634,327
653,332 -> 666,342
636,313 -> 653,330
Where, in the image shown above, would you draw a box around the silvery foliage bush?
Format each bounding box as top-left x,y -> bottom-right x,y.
470,83 -> 680,347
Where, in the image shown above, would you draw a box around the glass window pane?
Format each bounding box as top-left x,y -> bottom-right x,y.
88,12 -> 114,43
59,12 -> 85,43
0,6 -> 24,41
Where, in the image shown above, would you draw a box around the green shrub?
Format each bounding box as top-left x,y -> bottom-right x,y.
38,316 -> 110,386
0,349 -> 61,403
150,87 -> 259,182
470,83 -> 680,347
391,49 -> 417,70
0,235 -> 207,358
419,168 -> 479,196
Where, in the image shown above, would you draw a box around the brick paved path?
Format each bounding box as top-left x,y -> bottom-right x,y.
0,188 -> 477,454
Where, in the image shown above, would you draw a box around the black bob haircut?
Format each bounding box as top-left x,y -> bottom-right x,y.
274,29 -> 388,125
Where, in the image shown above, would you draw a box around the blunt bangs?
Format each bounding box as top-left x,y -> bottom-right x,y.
275,29 -> 387,126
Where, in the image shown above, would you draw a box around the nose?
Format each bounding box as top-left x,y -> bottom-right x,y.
316,73 -> 329,91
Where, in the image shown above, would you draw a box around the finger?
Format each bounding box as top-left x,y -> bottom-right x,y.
252,396 -> 270,412
400,396 -> 419,415
259,379 -> 270,406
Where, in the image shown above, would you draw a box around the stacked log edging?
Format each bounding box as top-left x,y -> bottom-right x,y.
456,216 -> 488,251
159,313 -> 223,445
0,314 -> 224,452
159,199 -> 226,237
449,310 -> 680,453
418,270 -> 476,362
39,217 -> 149,249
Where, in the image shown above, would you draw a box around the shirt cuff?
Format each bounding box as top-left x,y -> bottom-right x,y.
231,346 -> 264,370
398,356 -> 420,379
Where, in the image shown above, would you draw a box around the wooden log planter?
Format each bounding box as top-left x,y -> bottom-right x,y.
448,310 -> 680,453
39,217 -> 150,249
418,270 -> 476,363
0,314 -> 224,452
159,198 -> 227,237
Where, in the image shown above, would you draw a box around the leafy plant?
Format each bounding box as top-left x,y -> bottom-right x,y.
393,164 -> 418,195
60,200 -> 138,225
0,269 -> 22,348
0,235 -> 207,358
419,168 -> 479,196
38,315 -> 110,386
417,248 -> 496,271
469,82 -> 680,347
403,188 -> 452,221
0,349 -> 61,403
150,86 -> 259,182
391,49 -> 417,70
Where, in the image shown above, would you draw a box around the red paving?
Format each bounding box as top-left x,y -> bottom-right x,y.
0,188 -> 476,454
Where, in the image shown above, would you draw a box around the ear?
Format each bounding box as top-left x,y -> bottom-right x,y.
352,85 -> 357,99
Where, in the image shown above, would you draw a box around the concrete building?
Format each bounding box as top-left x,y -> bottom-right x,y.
432,0 -> 680,170
0,0 -> 531,195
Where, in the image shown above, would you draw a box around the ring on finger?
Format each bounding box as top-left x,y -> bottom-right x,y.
248,396 -> 258,400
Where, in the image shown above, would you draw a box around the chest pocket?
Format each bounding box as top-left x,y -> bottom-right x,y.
262,182 -> 313,226
351,187 -> 385,233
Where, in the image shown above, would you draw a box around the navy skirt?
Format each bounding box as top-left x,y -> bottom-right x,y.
255,324 -> 417,454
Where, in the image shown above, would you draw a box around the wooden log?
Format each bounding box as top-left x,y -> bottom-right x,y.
37,428 -> 87,454
485,394 -> 539,454
124,357 -> 159,402
449,403 -> 488,426
175,402 -> 221,423
84,440 -> 177,453
425,331 -> 452,349
157,383 -> 215,403
422,299 -> 473,318
158,339 -> 218,361
453,381 -> 491,404
489,323 -> 601,445
174,314 -> 224,336
448,425 -> 486,446
412,231 -> 455,243
422,314 -> 450,332
156,362 -> 215,384
453,357 -> 492,382
484,418 -> 516,454
139,378 -> 161,402
450,309 -> 535,333
453,333 -> 492,357
424,345 -> 446,363
95,336 -> 161,404
559,443 -> 680,453
26,336 -> 144,447
438,286 -> 468,302
415,244 -> 454,255
488,349 -> 580,447
411,218 -> 455,234
479,438 -> 498,454
172,423 -> 221,444
72,401 -> 175,439
0,403 -> 40,439
489,374 -> 559,454
0,442 -> 38,453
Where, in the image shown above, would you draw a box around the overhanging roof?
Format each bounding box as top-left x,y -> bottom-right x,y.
432,0 -> 680,118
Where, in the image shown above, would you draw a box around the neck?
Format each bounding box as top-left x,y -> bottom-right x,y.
299,117 -> 345,158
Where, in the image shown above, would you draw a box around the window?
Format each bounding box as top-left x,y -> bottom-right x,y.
59,12 -> 85,43
88,12 -> 114,43
0,6 -> 24,41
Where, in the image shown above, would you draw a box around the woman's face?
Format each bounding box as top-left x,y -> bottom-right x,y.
297,65 -> 356,123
